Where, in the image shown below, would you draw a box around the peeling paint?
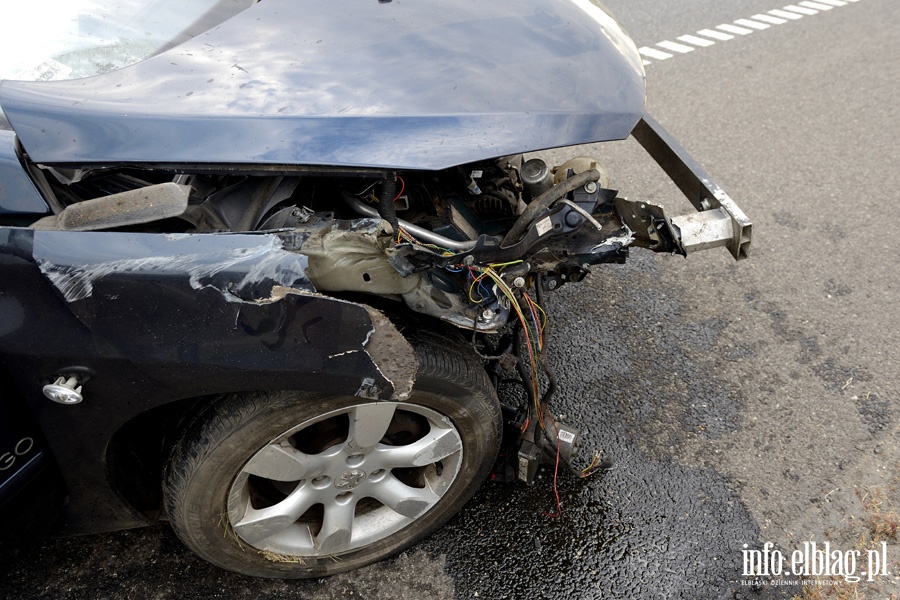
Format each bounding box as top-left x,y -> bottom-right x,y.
328,349 -> 361,359
37,235 -> 308,302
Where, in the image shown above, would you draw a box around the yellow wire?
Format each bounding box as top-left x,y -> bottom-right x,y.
483,268 -> 543,417
488,260 -> 524,270
532,298 -> 548,330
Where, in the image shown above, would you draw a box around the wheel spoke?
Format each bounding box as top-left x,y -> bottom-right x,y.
231,483 -> 318,545
371,425 -> 461,469
347,403 -> 397,449
368,474 -> 440,518
315,497 -> 357,554
241,442 -> 320,481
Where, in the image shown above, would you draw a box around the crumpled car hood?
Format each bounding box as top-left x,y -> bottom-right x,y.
0,0 -> 645,170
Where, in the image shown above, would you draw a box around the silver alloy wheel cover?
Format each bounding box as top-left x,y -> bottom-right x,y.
226,401 -> 464,557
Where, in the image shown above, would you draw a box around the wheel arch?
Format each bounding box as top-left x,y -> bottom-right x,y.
101,312 -> 455,523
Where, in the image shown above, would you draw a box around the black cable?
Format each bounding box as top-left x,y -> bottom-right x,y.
539,353 -> 557,406
534,272 -> 546,307
513,326 -> 536,409
378,172 -> 399,240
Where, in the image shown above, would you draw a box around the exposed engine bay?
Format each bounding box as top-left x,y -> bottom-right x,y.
26,117 -> 750,337
35,156 -> 620,332
35,153 -> 630,331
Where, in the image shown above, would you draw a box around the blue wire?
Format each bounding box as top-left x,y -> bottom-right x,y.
478,279 -> 491,301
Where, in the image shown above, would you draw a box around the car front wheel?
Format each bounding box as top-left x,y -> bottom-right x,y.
163,336 -> 501,578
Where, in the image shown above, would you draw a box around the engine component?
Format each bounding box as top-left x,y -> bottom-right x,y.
552,156 -> 611,189
514,409 -> 582,485
521,158 -> 553,198
501,169 -> 602,247
343,192 -> 476,252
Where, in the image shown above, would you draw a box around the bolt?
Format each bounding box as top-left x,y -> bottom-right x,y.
512,276 -> 525,288
584,181 -> 598,194
481,308 -> 494,321
547,279 -> 558,290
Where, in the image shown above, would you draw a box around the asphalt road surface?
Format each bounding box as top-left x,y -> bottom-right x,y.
3,1 -> 899,598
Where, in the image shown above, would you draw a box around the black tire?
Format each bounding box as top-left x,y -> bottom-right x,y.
163,334 -> 501,578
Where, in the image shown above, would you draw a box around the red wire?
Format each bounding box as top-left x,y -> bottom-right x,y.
523,293 -> 543,351
542,436 -> 562,518
393,176 -> 406,201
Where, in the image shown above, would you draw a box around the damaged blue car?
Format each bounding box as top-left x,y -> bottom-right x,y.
0,0 -> 750,578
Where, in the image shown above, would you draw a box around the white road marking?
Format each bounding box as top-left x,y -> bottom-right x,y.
656,40 -> 696,53
783,4 -> 820,15
697,28 -> 735,41
638,46 -> 674,60
752,13 -> 789,24
734,18 -> 771,30
800,0 -> 835,9
640,0 -> 864,65
716,23 -> 755,35
768,8 -> 804,19
677,34 -> 716,47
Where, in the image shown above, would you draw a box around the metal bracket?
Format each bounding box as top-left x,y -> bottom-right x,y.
632,114 -> 752,260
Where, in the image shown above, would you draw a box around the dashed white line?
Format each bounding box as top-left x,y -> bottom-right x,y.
677,34 -> 716,47
697,28 -> 735,41
800,0 -> 835,9
783,4 -> 820,15
656,40 -> 696,53
751,13 -> 789,24
768,8 -> 804,19
716,23 -> 755,35
734,18 -> 771,30
639,0 -> 864,66
638,47 -> 674,61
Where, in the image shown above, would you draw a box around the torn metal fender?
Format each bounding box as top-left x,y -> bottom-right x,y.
0,227 -> 416,533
